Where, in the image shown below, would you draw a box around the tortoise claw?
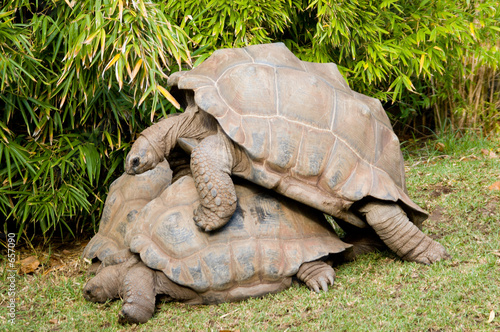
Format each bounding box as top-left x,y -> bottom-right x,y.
327,274 -> 334,286
297,261 -> 336,293
319,278 -> 329,292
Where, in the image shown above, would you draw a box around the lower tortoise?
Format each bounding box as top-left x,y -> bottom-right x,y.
83,173 -> 352,324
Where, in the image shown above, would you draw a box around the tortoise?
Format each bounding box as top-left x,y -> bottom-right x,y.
124,42 -> 449,264
82,161 -> 172,269
83,175 -> 352,324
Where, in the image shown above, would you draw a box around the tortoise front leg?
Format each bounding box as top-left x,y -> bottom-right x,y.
297,260 -> 335,293
190,134 -> 237,231
119,261 -> 157,324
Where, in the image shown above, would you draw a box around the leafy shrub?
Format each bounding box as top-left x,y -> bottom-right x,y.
1,0 -> 190,239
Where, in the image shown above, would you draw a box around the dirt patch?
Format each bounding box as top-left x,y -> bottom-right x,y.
429,206 -> 448,222
429,185 -> 454,198
4,236 -> 89,277
476,197 -> 499,218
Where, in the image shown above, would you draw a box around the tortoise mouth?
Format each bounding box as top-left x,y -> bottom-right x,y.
125,156 -> 139,175
125,155 -> 160,175
125,157 -> 141,175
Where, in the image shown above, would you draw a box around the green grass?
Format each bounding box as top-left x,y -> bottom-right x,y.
1,136 -> 499,331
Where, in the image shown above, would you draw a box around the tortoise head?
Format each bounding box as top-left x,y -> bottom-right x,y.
125,136 -> 163,175
83,280 -> 110,303
83,269 -> 123,303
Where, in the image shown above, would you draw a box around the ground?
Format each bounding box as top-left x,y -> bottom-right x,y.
1,139 -> 499,331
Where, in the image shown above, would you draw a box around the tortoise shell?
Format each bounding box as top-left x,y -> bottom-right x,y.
126,175 -> 351,301
82,161 -> 172,261
168,43 -> 427,227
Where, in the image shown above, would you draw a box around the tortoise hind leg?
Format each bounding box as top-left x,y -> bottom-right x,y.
297,261 -> 335,293
360,201 -> 450,264
190,133 -> 237,231
155,272 -> 201,304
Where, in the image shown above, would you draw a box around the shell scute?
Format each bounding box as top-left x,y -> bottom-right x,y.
231,241 -> 258,282
243,43 -> 304,70
301,61 -> 352,94
187,48 -> 252,81
276,67 -> 334,129
330,97 -> 378,163
340,161 -> 373,201
318,141 -> 359,196
217,64 -> 277,117
185,257 -> 210,290
267,118 -> 303,172
153,212 -> 198,252
202,247 -> 232,290
240,116 -> 270,161
260,240 -> 283,281
293,130 -> 336,179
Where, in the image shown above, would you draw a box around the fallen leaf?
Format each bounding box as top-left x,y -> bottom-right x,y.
487,310 -> 495,323
435,142 -> 445,152
62,249 -> 71,255
459,154 -> 478,162
489,181 -> 500,191
489,151 -> 498,159
19,256 -> 40,274
49,318 -> 58,324
481,148 -> 490,156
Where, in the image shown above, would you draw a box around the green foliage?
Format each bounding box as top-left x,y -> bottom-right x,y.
170,0 -> 500,129
1,0 -> 499,239
1,0 -> 191,239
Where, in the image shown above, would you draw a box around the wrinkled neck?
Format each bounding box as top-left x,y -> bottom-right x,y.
141,109 -> 202,158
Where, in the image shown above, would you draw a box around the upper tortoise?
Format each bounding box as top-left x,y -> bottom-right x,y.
125,43 -> 449,264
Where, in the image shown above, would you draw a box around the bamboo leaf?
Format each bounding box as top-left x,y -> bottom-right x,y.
103,53 -> 121,74
156,84 -> 180,110
84,30 -> 101,44
129,58 -> 143,82
419,54 -> 425,74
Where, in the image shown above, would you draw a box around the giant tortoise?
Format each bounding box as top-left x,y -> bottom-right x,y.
124,42 -> 449,264
83,175 -> 352,324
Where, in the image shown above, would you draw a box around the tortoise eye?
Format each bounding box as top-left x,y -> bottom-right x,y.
132,157 -> 140,167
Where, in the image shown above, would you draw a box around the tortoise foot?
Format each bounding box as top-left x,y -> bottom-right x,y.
119,303 -> 153,325
297,261 -> 335,293
361,202 -> 450,265
193,204 -> 230,232
404,239 -> 451,265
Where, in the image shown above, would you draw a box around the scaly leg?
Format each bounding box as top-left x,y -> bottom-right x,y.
119,261 -> 157,324
190,134 -> 237,231
360,201 -> 450,264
